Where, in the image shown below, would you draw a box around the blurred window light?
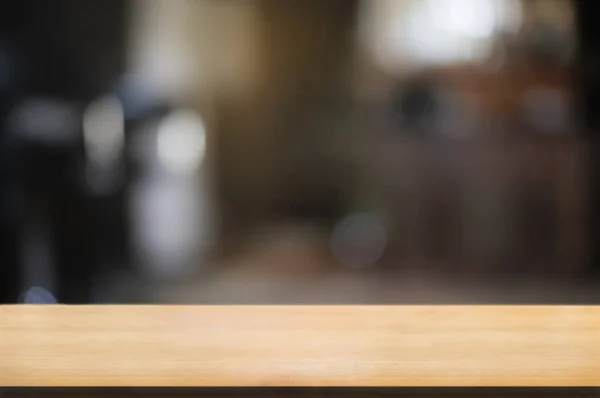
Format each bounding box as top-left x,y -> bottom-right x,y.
440,0 -> 495,38
83,96 -> 125,168
369,0 -> 523,69
129,0 -> 196,102
157,110 -> 206,175
131,111 -> 214,280
131,177 -> 206,279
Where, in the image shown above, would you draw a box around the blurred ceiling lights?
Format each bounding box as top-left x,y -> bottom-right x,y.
366,0 -> 523,69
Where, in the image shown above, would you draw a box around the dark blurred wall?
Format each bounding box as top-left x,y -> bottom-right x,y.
576,0 -> 600,277
0,0 -> 128,303
1,0 -> 127,100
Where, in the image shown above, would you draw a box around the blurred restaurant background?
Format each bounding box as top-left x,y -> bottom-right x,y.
1,0 -> 600,303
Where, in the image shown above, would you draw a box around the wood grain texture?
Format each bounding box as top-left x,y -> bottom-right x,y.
1,306 -> 599,387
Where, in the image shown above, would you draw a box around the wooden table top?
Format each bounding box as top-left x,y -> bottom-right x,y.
1,306 -> 599,386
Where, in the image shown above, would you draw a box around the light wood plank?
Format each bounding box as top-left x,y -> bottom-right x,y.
1,306 -> 599,386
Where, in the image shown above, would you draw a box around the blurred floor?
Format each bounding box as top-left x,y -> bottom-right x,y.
104,224 -> 600,305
